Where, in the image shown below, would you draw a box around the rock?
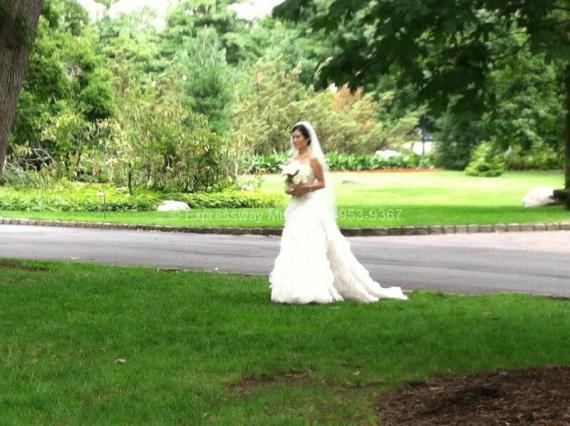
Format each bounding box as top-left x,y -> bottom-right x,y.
522,187 -> 559,208
374,149 -> 402,159
157,200 -> 190,212
402,141 -> 434,155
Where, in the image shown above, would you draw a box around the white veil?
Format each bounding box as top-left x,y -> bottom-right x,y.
290,121 -> 337,220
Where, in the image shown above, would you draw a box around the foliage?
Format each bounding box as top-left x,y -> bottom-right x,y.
0,180 -> 157,211
240,151 -> 430,173
107,73 -> 233,193
93,0 -> 119,8
5,0 -> 566,196
237,11 -> 334,86
274,0 -> 569,198
0,181 -> 280,212
433,106 -> 485,170
480,44 -> 565,169
159,0 -> 249,65
2,171 -> 568,228
231,59 -> 419,158
11,73 -> 235,194
326,151 -> 428,171
168,190 -> 281,209
432,28 -> 565,171
239,151 -> 290,174
274,0 -> 569,114
173,28 -> 233,134
10,0 -> 115,173
313,86 -> 421,154
95,9 -> 163,83
504,145 -> 563,171
464,142 -> 505,177
230,60 -> 307,156
8,0 -> 238,192
41,0 -> 89,36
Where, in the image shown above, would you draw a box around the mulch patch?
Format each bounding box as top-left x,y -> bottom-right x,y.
377,366 -> 570,425
0,259 -> 49,272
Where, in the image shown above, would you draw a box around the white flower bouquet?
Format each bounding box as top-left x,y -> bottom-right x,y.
280,160 -> 308,194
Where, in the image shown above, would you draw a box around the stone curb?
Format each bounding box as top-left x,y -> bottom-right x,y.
1,217 -> 569,236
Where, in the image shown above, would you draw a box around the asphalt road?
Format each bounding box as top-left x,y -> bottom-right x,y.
1,224 -> 569,297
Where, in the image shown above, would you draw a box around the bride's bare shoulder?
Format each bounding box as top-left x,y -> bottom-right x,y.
308,154 -> 322,166
308,152 -> 321,161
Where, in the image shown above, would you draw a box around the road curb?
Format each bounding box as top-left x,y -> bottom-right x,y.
1,217 -> 569,236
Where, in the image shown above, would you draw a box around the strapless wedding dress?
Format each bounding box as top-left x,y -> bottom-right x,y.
269,163 -> 408,304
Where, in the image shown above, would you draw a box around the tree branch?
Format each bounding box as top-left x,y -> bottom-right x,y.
490,36 -> 531,62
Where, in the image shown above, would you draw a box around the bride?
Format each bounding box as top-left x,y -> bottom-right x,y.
269,121 -> 409,304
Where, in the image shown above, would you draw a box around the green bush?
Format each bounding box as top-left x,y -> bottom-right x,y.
231,59 -> 420,156
241,152 -> 290,174
0,182 -> 282,212
0,183 -> 159,212
243,151 -> 431,173
433,108 -> 483,170
504,145 -> 563,170
171,191 -> 282,209
464,142 -> 505,177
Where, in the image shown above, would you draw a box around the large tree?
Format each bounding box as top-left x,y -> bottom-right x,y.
275,0 -> 570,208
0,0 -> 45,180
9,0 -> 115,177
160,0 -> 248,65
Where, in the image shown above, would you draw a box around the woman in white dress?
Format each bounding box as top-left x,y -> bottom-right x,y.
269,121 -> 409,304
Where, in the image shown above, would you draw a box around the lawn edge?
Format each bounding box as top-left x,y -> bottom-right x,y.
1,216 -> 569,236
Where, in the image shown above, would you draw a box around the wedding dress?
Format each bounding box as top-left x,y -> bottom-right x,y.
269,161 -> 409,304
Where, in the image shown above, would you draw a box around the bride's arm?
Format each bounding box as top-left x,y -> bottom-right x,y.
291,158 -> 325,196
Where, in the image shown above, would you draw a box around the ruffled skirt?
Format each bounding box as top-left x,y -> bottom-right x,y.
269,191 -> 408,304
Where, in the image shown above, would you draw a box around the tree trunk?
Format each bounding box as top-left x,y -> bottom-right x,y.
0,0 -> 44,180
565,64 -> 570,210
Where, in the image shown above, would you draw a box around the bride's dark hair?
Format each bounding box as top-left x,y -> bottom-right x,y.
291,124 -> 311,145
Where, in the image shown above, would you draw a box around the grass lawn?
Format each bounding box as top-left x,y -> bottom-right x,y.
1,170 -> 568,228
1,258 -> 569,424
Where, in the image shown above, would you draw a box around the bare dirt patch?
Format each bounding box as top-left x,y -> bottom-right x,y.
377,366 -> 570,425
228,367 -> 390,396
228,369 -> 313,394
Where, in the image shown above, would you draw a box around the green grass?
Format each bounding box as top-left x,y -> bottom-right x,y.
1,170 -> 568,228
1,258 -> 569,424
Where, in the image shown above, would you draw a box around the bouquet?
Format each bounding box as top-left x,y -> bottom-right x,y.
280,160 -> 308,194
